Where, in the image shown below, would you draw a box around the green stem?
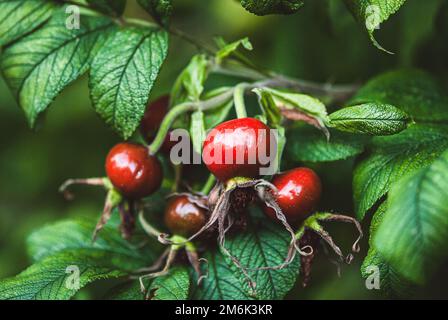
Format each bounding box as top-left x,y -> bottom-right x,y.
233,83 -> 248,118
148,89 -> 234,154
200,174 -> 216,195
138,211 -> 162,238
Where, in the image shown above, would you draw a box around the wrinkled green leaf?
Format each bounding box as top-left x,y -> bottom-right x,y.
0,249 -> 129,300
0,0 -> 56,47
89,26 -> 168,139
138,0 -> 173,25
225,214 -> 300,300
0,217 -> 159,300
350,70 -> 448,122
191,250 -> 252,300
361,202 -> 414,298
87,0 -> 127,16
354,125 -> 448,220
374,150 -> 448,284
148,267 -> 190,300
241,0 -> 304,15
1,12 -> 114,127
171,54 -> 209,107
329,103 -> 411,135
107,281 -> 145,300
344,0 -> 407,52
286,126 -> 366,162
27,217 -> 156,265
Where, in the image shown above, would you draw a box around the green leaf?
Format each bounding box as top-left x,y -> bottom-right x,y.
353,124 -> 448,220
1,217 -> 159,300
258,87 -> 328,119
0,249 -> 129,300
215,37 -> 253,63
191,250 -> 252,300
89,26 -> 168,139
225,215 -> 300,300
253,87 -> 329,135
170,54 -> 209,107
329,103 -> 411,136
349,70 -> 448,122
344,0 -> 407,52
361,202 -> 414,298
107,281 -> 145,300
0,0 -> 56,47
148,267 -> 190,300
241,0 -> 304,15
0,11 -> 115,128
27,217 -> 156,265
190,110 -> 205,154
138,0 -> 173,25
374,150 -> 448,284
286,126 -> 366,162
253,88 -> 282,126
87,0 -> 127,16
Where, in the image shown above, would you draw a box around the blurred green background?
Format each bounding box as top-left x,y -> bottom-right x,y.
1,0 -> 447,299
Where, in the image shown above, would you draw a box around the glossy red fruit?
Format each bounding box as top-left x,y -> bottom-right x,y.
105,143 -> 163,199
164,195 -> 207,237
265,167 -> 322,223
202,118 -> 272,182
140,95 -> 176,154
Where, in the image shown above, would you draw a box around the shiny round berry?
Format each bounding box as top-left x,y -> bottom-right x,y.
202,118 -> 272,182
164,195 -> 207,237
265,167 -> 322,223
105,143 -> 163,199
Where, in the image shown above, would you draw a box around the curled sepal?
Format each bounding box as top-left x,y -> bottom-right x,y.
255,182 -> 313,271
59,177 -> 108,200
136,247 -> 178,299
92,188 -> 123,242
296,212 -> 363,265
186,247 -> 208,286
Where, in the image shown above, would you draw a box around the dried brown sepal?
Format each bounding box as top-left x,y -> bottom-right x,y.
299,231 -> 319,288
118,201 -> 136,240
186,249 -> 208,285
320,214 -> 363,256
92,196 -> 115,243
137,247 -> 178,298
279,107 -> 330,140
59,177 -> 105,200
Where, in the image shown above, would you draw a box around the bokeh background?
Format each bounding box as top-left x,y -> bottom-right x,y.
1,0 -> 447,299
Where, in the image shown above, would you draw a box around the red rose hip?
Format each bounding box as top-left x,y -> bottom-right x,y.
105,142 -> 163,199
164,195 -> 207,237
202,118 -> 272,182
265,167 -> 322,222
